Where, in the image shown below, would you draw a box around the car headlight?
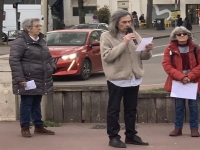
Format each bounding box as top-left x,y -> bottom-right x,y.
69,53 -> 77,59
61,53 -> 77,60
61,55 -> 69,60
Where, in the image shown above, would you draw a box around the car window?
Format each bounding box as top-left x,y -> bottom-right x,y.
98,24 -> 108,30
89,31 -> 100,43
88,24 -> 98,29
46,32 -> 88,46
71,25 -> 79,29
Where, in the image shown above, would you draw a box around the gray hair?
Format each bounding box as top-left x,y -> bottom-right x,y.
108,9 -> 135,37
21,18 -> 40,31
169,26 -> 193,41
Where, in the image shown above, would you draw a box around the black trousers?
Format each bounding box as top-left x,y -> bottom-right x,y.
107,81 -> 139,139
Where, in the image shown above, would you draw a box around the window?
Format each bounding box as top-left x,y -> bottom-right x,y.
98,24 -> 108,30
46,32 -> 88,46
89,31 -> 100,43
73,6 -> 97,16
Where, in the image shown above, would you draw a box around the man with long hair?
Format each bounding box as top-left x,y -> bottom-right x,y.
100,9 -> 154,148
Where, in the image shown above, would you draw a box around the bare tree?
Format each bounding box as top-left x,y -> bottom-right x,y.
78,0 -> 85,24
146,0 -> 153,28
0,0 -> 4,45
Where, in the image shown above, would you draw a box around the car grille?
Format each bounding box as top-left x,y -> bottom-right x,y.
52,57 -> 59,64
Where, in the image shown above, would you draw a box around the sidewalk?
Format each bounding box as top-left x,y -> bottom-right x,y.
0,121 -> 199,150
137,25 -> 200,39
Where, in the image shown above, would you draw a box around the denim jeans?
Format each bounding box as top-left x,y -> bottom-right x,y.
175,96 -> 199,129
20,95 -> 43,127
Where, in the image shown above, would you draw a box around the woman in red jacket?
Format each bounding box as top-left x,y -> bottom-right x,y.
162,26 -> 200,137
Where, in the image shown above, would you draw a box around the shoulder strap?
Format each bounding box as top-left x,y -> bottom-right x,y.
194,44 -> 199,64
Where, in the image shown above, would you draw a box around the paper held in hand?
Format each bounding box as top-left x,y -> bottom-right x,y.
170,80 -> 198,100
135,37 -> 153,51
25,80 -> 37,90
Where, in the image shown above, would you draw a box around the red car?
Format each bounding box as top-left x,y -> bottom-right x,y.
47,29 -> 104,80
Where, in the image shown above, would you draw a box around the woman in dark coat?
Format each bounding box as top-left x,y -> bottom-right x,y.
9,18 -> 56,137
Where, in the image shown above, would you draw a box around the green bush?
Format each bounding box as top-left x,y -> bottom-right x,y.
95,5 -> 111,24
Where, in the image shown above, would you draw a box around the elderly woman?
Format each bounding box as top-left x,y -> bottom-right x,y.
162,26 -> 200,137
9,18 -> 56,137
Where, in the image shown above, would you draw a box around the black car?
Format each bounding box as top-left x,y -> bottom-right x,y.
70,23 -> 108,30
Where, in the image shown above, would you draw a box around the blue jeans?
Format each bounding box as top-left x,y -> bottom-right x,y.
175,96 -> 199,129
20,95 -> 43,127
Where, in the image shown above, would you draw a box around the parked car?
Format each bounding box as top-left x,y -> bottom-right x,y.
70,23 -> 108,30
2,26 -> 8,42
47,29 -> 104,80
2,26 -> 17,42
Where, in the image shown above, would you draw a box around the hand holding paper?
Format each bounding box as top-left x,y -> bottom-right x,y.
136,37 -> 153,51
170,80 -> 198,100
25,80 -> 36,90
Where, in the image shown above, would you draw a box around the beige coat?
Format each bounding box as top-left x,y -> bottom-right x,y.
100,31 -> 152,80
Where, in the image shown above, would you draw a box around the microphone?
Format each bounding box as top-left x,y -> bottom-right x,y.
126,27 -> 138,45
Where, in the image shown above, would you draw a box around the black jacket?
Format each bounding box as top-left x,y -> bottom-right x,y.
9,31 -> 56,95
177,18 -> 183,27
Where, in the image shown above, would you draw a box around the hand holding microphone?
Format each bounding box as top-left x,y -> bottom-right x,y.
123,27 -> 138,45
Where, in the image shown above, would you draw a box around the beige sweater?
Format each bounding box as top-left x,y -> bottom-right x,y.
100,31 -> 152,80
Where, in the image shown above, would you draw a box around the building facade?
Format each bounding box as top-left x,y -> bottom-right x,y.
64,0 -> 200,25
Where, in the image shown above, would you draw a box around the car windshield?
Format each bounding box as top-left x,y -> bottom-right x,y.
46,32 -> 88,46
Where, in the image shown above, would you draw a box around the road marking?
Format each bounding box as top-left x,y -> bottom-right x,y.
152,53 -> 164,57
154,44 -> 168,48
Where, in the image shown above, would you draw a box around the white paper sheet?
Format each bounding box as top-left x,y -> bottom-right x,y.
135,37 -> 153,51
170,80 -> 198,100
25,80 -> 36,90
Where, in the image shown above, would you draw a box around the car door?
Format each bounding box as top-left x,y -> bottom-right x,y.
88,31 -> 101,71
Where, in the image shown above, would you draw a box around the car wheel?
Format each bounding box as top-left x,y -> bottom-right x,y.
2,32 -> 7,42
79,59 -> 91,80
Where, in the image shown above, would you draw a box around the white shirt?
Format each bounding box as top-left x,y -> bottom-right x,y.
30,36 -> 39,41
109,74 -> 142,87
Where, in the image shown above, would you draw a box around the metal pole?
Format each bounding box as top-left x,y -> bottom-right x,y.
175,3 -> 178,26
15,6 -> 18,31
41,0 -> 48,34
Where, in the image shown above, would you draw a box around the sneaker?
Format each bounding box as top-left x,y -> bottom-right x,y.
34,125 -> 55,135
21,126 -> 31,137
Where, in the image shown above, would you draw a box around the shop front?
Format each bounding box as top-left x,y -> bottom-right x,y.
186,4 -> 200,24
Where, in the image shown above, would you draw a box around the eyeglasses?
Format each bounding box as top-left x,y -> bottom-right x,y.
176,33 -> 188,36
32,25 -> 42,28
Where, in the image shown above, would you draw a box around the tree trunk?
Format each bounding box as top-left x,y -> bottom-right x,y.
0,0 -> 4,45
146,0 -> 153,28
78,0 -> 85,24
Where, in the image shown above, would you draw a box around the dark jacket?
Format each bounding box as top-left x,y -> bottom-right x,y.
9,31 -> 56,95
177,18 -> 183,26
183,18 -> 192,30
